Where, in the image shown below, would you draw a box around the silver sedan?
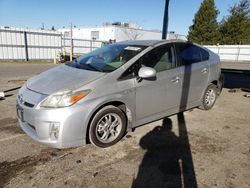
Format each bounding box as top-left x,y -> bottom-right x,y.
17,40 -> 221,148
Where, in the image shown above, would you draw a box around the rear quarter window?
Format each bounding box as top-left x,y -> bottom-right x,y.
200,48 -> 210,61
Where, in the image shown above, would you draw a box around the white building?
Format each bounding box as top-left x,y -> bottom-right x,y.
59,23 -> 187,42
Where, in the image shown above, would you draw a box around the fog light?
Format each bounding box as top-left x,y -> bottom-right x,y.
49,122 -> 60,140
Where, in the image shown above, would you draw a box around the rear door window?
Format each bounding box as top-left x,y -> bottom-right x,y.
175,43 -> 209,66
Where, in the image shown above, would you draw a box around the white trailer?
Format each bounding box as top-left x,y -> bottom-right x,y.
58,24 -> 187,42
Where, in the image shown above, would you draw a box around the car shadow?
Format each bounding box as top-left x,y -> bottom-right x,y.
132,58 -> 198,187
132,114 -> 197,188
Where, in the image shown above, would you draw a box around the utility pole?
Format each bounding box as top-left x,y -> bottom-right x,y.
162,0 -> 170,40
70,22 -> 73,61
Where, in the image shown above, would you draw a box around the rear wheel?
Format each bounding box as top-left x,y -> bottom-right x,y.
89,105 -> 127,148
200,84 -> 218,110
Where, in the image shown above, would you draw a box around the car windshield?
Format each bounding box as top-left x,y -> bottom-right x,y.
66,44 -> 146,72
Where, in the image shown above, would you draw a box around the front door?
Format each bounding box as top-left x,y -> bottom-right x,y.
135,43 -> 181,125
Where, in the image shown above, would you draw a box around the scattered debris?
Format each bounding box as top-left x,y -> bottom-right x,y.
0,148 -> 68,187
53,152 -> 73,160
126,135 -> 132,139
8,80 -> 27,84
4,87 -> 21,93
242,88 -> 250,92
76,160 -> 81,164
0,92 -> 5,99
228,88 -> 250,95
92,172 -> 98,177
0,86 -> 22,100
244,93 -> 250,98
228,89 -> 238,93
223,125 -> 231,129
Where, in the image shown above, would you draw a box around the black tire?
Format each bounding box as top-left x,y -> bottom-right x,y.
200,84 -> 218,110
89,105 -> 127,148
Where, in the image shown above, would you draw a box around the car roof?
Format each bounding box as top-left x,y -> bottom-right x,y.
117,39 -> 188,47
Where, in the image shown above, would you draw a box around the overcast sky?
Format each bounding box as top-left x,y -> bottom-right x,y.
0,0 -> 241,35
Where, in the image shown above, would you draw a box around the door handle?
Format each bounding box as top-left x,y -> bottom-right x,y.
171,76 -> 180,83
201,68 -> 208,74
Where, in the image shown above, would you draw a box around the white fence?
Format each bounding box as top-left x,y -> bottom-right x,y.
0,28 -> 62,60
1,28 -> 250,62
205,45 -> 250,62
63,37 -> 103,55
0,28 -> 104,60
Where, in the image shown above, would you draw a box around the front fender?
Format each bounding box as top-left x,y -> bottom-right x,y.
79,91 -> 136,142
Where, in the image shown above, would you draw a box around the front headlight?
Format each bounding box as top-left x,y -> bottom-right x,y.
40,90 -> 91,108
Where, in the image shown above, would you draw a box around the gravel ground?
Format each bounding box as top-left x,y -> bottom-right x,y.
0,63 -> 249,188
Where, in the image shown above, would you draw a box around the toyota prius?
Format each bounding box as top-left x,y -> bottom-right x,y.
17,40 -> 222,148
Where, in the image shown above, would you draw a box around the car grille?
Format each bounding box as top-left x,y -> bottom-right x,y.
18,94 -> 35,108
23,101 -> 35,108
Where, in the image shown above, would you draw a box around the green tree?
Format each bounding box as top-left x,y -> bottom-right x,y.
220,0 -> 250,44
188,0 -> 220,45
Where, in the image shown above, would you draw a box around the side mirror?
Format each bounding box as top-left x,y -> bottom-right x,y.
138,67 -> 156,80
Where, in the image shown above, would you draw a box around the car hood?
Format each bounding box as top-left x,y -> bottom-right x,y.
26,65 -> 105,95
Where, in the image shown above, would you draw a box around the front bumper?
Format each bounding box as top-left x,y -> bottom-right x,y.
17,95 -> 92,148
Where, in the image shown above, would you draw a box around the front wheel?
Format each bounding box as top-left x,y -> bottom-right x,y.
89,105 -> 127,148
200,84 -> 218,110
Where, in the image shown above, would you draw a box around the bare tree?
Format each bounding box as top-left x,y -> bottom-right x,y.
122,28 -> 142,40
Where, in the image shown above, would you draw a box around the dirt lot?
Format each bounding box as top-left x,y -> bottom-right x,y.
0,63 -> 249,188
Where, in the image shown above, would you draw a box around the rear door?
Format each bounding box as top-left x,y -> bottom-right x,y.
175,43 -> 210,108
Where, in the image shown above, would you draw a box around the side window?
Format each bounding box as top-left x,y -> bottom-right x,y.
119,44 -> 176,80
176,43 -> 203,65
119,63 -> 139,80
139,44 -> 176,72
